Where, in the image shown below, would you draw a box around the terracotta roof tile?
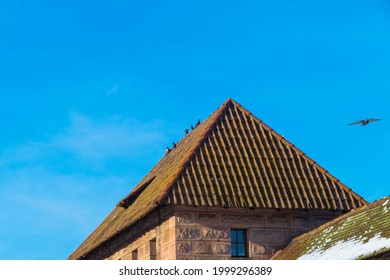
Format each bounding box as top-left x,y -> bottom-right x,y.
69,98 -> 366,259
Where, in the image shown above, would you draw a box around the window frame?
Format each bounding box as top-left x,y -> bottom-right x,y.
230,228 -> 248,257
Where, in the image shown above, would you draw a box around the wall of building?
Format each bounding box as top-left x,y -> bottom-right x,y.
106,206 -> 341,260
107,215 -> 176,260
174,207 -> 341,260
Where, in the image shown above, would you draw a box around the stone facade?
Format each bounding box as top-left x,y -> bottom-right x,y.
107,215 -> 176,260
106,206 -> 341,260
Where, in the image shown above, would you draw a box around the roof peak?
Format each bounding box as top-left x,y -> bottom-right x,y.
70,98 -> 367,260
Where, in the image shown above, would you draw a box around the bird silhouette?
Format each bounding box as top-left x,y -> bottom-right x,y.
195,119 -> 201,127
348,118 -> 383,126
166,147 -> 171,154
190,125 -> 195,130
184,129 -> 189,135
172,142 -> 177,148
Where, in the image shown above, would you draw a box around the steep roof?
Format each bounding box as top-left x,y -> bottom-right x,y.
69,98 -> 366,259
272,196 -> 390,260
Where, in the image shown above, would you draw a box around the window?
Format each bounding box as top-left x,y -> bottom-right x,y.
132,249 -> 138,260
150,238 -> 156,260
231,229 -> 247,257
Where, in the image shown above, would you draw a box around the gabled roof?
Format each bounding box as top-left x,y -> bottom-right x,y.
272,196 -> 390,260
69,98 -> 366,259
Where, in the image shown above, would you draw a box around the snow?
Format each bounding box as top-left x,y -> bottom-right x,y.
298,233 -> 390,260
383,199 -> 389,213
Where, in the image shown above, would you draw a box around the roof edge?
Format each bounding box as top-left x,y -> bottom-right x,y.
272,196 -> 390,259
154,98 -> 234,205
231,98 -> 367,206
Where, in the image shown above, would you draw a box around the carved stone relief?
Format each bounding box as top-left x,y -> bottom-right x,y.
213,243 -> 231,255
177,227 -> 201,240
177,213 -> 193,224
203,227 -> 230,240
194,242 -> 212,254
252,243 -> 266,255
221,214 -> 261,225
177,242 -> 191,254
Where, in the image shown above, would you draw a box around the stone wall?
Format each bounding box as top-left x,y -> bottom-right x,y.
107,215 -> 176,260
175,207 -> 340,260
106,207 -> 341,260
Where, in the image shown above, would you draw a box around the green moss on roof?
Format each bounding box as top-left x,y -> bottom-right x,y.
273,196 -> 390,260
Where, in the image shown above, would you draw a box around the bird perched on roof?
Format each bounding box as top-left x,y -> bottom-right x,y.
348,118 -> 383,126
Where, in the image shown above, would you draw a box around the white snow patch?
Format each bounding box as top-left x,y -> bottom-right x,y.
298,233 -> 390,260
383,199 -> 389,213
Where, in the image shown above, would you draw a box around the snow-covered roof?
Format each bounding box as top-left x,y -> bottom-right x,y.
273,196 -> 390,260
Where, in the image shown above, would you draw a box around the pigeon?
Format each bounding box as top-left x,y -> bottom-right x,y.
172,142 -> 177,148
190,125 -> 195,130
166,147 -> 171,154
348,118 -> 383,126
195,119 -> 201,127
184,129 -> 189,135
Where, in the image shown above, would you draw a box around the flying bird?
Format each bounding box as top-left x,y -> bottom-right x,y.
348,118 -> 383,126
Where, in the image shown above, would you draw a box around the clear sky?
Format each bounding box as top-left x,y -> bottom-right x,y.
1,0 -> 389,260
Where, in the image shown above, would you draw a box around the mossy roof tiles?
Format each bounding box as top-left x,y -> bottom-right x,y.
272,196 -> 390,259
69,98 -> 366,260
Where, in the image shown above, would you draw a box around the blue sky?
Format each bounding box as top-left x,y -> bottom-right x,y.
1,0 -> 389,259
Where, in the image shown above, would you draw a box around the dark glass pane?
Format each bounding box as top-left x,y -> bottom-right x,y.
231,244 -> 237,256
231,229 -> 247,257
237,230 -> 244,242
238,244 -> 245,256
231,229 -> 237,242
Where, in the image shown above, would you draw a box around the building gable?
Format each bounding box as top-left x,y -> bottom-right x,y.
69,98 -> 366,260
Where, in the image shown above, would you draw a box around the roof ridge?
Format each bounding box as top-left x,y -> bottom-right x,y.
122,98 -> 234,206
232,99 -> 367,206
155,98 -> 234,205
